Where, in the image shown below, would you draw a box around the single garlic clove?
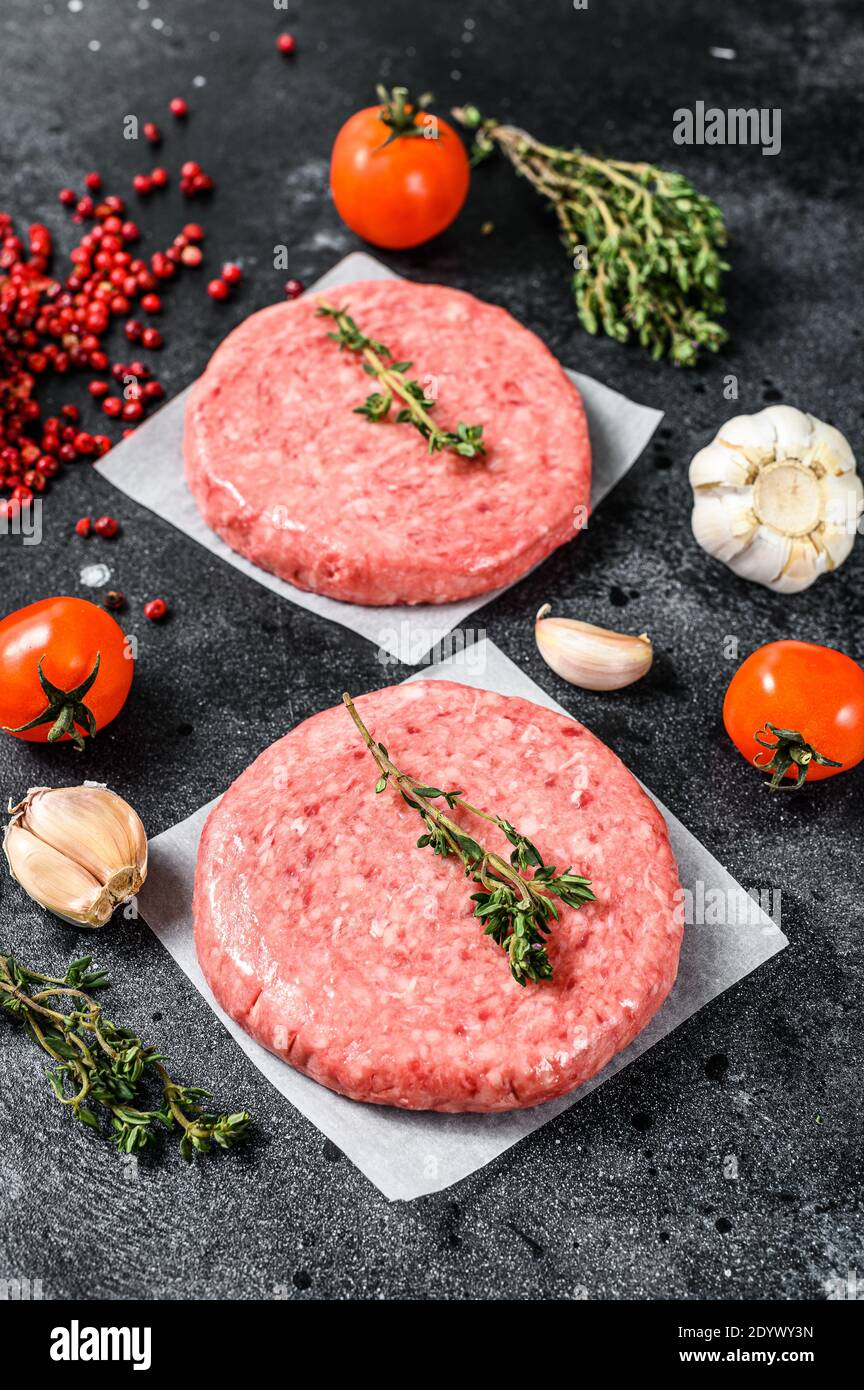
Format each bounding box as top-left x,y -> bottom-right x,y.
535,605 -> 653,691
821,470 -> 864,532
689,443 -> 751,488
821,521 -> 857,571
718,412 -> 777,463
779,538 -> 829,592
727,527 -> 792,588
3,822 -> 113,928
807,419 -> 856,475
16,784 -> 147,901
691,493 -> 757,563
760,405 -> 812,458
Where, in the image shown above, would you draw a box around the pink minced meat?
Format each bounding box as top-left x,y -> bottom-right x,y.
183,280 -> 591,606
194,681 -> 683,1113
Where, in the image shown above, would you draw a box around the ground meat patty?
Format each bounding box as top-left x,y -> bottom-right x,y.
183,280 -> 591,605
194,681 -> 682,1112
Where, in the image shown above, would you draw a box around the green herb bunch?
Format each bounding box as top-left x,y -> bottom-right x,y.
317,301 -> 486,459
0,952 -> 250,1159
343,694 -> 595,984
453,106 -> 729,366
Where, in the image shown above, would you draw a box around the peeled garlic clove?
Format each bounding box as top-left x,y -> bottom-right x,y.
535,605 -> 653,691
3,822 -> 113,928
3,783 -> 147,928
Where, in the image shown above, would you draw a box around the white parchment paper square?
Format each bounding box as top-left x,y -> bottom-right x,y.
95,251 -> 662,663
139,639 -> 787,1201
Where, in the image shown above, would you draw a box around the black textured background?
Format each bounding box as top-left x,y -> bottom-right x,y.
0,0 -> 861,1301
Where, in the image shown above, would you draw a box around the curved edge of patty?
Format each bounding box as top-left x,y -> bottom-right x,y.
193,682 -> 683,1112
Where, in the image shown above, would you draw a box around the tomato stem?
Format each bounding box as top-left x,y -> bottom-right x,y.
2,652 -> 101,752
375,85 -> 433,146
753,722 -> 842,791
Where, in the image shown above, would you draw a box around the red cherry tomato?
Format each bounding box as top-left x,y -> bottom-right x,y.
330,91 -> 470,249
0,596 -> 134,751
723,640 -> 864,789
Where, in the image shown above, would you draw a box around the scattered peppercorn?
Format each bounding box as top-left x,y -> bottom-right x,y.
103,590 -> 125,611
144,597 -> 168,621
74,517 -> 91,537
94,514 -> 119,538
1,170 -> 210,507
222,263 -> 242,284
276,33 -> 296,55
284,278 -> 304,299
207,278 -> 230,301
169,97 -> 189,118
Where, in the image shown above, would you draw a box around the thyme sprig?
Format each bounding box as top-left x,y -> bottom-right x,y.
316,300 -> 486,460
0,951 -> 250,1159
343,694 -> 595,985
452,105 -> 729,366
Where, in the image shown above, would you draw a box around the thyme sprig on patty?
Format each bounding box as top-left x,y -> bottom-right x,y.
317,300 -> 486,459
343,693 -> 595,985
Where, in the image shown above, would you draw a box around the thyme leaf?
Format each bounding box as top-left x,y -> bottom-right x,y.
0,951 -> 251,1159
343,694 -> 595,985
452,105 -> 729,366
317,300 -> 486,461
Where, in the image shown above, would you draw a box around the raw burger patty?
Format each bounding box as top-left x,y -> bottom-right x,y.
194,681 -> 683,1112
183,279 -> 591,605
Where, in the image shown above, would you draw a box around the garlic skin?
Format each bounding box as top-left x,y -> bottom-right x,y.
3,784 -> 147,928
689,406 -> 862,593
535,605 -> 653,691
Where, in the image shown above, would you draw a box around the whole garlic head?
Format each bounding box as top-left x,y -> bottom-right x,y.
3,784 -> 147,928
689,405 -> 862,593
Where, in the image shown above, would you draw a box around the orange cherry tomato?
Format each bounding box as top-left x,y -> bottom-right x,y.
330,90 -> 470,249
723,640 -> 864,789
0,596 -> 134,751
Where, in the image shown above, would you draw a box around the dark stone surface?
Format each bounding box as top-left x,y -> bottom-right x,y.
0,0 -> 861,1301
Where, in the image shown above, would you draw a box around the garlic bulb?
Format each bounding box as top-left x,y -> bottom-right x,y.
535,605 -> 653,690
3,784 -> 147,928
689,405 -> 862,593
